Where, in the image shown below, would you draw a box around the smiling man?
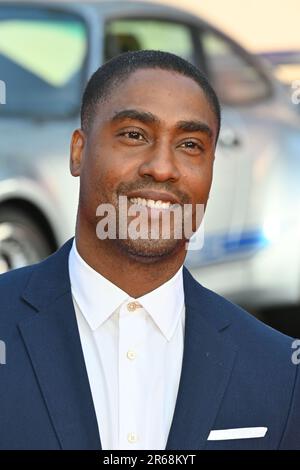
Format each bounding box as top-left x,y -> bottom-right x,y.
0,50 -> 300,450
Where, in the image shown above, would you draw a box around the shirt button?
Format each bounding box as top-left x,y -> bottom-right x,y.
127,432 -> 138,443
127,350 -> 137,360
127,301 -> 141,312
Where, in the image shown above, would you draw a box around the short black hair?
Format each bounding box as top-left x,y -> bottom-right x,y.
81,50 -> 221,140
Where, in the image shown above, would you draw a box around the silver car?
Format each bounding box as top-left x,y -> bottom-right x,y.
1,0 -> 300,313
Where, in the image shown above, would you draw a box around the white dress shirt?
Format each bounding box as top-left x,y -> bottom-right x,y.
68,239 -> 185,450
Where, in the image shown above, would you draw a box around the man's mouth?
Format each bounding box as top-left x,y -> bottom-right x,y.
125,189 -> 181,210
128,197 -> 175,210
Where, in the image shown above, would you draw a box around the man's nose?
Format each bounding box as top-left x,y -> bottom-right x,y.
138,140 -> 180,182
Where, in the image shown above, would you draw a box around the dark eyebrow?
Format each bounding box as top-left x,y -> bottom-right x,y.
176,120 -> 213,138
111,109 -> 213,139
111,109 -> 160,125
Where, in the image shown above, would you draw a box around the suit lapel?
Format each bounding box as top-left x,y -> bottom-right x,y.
166,268 -> 238,450
18,238 -> 101,450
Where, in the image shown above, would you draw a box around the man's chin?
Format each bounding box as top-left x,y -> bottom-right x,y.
115,238 -> 186,263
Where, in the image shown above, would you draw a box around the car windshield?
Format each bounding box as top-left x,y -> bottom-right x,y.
0,12 -> 87,117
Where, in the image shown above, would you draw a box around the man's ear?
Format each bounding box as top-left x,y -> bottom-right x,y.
70,129 -> 86,176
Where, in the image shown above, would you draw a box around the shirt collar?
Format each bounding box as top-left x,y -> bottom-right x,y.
138,266 -> 184,341
68,239 -> 185,341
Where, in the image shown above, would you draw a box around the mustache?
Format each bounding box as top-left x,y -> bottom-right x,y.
116,181 -> 191,205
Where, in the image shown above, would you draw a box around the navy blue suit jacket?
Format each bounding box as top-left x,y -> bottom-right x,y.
0,238 -> 300,449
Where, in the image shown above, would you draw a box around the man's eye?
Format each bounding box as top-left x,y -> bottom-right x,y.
180,141 -> 203,152
120,131 -> 145,140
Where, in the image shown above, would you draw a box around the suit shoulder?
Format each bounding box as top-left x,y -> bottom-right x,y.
204,284 -> 295,349
0,264 -> 38,325
0,264 -> 36,292
184,267 -> 295,353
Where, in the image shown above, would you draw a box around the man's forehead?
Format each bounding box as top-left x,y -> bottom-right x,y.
115,67 -> 206,95
96,68 -> 209,113
98,73 -> 214,119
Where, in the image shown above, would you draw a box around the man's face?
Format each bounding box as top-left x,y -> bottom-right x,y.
71,68 -> 218,261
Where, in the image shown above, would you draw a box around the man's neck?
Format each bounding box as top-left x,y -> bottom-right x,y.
75,230 -> 186,298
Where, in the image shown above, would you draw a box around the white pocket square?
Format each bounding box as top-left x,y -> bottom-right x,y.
207,427 -> 268,441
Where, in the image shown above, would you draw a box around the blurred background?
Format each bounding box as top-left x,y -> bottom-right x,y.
159,0 -> 300,87
152,0 -> 300,52
1,0 -> 300,336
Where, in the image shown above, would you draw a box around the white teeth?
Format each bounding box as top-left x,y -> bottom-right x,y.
148,199 -> 156,208
130,197 -> 138,204
129,197 -> 172,209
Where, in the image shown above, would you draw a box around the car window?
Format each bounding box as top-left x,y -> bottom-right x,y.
0,7 -> 87,117
104,19 -> 195,63
201,31 -> 270,105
